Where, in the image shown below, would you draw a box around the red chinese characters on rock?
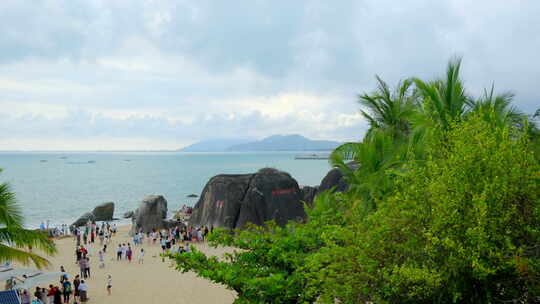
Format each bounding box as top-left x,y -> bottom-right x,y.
271,189 -> 296,195
215,201 -> 224,208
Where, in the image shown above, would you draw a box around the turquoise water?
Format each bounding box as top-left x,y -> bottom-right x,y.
0,152 -> 330,228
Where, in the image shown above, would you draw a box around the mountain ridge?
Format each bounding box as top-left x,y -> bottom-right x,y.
178,134 -> 341,152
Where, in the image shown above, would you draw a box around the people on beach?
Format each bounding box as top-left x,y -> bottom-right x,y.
138,248 -> 145,264
62,279 -> 72,303
78,280 -> 88,302
73,275 -> 81,302
99,250 -> 105,268
20,289 -> 30,304
106,275 -> 112,295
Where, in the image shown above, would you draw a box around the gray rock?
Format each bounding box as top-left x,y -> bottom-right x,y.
235,168 -> 305,228
318,161 -> 358,194
190,174 -> 252,228
190,168 -> 306,229
72,212 -> 95,227
72,202 -> 115,226
123,211 -> 134,219
130,195 -> 168,235
300,186 -> 318,206
92,202 -> 114,221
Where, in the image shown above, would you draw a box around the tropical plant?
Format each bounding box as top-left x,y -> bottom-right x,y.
314,116 -> 540,303
359,76 -> 417,139
0,170 -> 56,269
466,85 -> 526,130
413,57 -> 469,132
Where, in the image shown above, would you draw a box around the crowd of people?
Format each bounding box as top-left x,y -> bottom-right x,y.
17,220 -> 213,303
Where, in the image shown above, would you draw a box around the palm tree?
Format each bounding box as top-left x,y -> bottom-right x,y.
413,57 -> 469,131
0,170 -> 56,269
466,85 -> 526,129
331,76 -> 417,163
358,76 -> 417,139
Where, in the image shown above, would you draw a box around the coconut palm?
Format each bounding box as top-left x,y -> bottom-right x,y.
413,57 -> 469,131
0,170 -> 56,269
358,76 -> 417,139
466,85 -> 526,129
331,76 -> 417,163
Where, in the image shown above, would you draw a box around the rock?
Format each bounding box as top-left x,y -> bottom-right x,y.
92,202 -> 114,221
235,168 -> 305,228
123,211 -> 134,219
190,168 -> 306,229
72,212 -> 95,227
318,161 -> 358,194
130,195 -> 169,235
72,202 -> 115,226
190,174 -> 252,228
300,186 -> 318,206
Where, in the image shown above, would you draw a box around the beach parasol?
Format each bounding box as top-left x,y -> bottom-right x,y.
0,268 -> 38,281
13,272 -> 66,290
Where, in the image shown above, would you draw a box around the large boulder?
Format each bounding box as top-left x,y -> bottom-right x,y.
190,168 -> 306,229
235,168 -> 305,228
300,186 -> 318,206
123,211 -> 134,219
318,162 -> 358,194
190,174 -> 252,228
72,202 -> 115,226
92,202 -> 114,221
130,195 -> 168,235
72,212 -> 95,227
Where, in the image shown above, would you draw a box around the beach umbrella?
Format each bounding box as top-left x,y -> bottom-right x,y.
0,268 -> 38,281
13,272 -> 66,290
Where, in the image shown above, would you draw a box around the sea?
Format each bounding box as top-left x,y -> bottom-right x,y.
0,152 -> 331,228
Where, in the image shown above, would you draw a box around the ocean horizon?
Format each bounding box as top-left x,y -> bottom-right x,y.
0,151 -> 331,229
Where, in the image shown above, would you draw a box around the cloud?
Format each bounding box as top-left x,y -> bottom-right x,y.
0,0 -> 539,150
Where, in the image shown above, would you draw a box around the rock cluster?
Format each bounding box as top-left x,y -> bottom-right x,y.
190,168 -> 305,229
72,202 -> 115,226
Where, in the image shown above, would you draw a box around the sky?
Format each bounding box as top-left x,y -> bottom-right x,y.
0,0 -> 539,150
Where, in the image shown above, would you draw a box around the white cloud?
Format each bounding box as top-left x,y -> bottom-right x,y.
0,0 -> 538,150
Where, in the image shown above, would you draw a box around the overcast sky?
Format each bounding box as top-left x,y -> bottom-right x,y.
0,0 -> 538,150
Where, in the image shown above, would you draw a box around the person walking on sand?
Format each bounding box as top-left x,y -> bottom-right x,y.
73,275 -> 81,302
78,280 -> 88,302
106,275 -> 112,295
98,250 -> 105,268
126,246 -> 132,262
62,279 -> 72,303
53,286 -> 62,304
138,248 -> 145,264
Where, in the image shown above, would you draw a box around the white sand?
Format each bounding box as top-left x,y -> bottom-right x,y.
37,225 -> 236,304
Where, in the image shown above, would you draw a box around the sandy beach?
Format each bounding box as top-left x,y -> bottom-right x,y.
36,225 -> 236,304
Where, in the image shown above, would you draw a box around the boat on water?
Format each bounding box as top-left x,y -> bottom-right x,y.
294,153 -> 329,160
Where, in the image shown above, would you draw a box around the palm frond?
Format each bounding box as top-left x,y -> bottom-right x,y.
0,244 -> 51,269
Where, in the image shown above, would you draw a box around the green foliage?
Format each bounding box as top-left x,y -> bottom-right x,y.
0,170 -> 57,269
170,59 -> 540,303
317,116 -> 540,303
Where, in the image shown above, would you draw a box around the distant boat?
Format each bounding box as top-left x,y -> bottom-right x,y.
87,160 -> 96,164
294,154 -> 329,160
60,156 -> 68,159
124,159 -> 131,162
40,160 -> 48,163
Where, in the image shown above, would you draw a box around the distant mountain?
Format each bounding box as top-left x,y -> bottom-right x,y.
227,134 -> 341,151
179,138 -> 253,152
